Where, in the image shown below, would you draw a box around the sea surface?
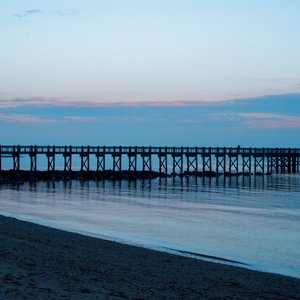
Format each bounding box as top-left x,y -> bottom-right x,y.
0,175 -> 299,278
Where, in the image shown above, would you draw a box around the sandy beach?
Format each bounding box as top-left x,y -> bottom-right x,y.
0,215 -> 299,299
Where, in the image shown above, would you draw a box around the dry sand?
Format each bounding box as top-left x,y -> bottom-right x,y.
0,215 -> 299,299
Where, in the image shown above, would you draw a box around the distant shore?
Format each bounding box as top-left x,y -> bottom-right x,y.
1,215 -> 299,299
0,169 -> 269,184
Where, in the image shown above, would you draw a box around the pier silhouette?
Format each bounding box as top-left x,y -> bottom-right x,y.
0,146 -> 299,176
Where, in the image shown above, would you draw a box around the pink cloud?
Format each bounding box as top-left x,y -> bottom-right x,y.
0,114 -> 100,124
0,97 -> 230,108
0,114 -> 57,124
0,113 -> 165,124
0,97 -> 89,108
239,113 -> 300,129
98,100 -> 222,107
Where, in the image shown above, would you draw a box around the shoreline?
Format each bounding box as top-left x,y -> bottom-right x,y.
0,169 -> 269,184
1,215 -> 299,299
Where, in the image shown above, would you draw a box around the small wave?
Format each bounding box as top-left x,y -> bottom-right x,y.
164,247 -> 248,266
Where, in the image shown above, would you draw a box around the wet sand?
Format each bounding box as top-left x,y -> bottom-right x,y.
0,215 -> 299,299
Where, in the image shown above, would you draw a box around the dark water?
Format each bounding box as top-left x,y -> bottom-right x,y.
0,175 -> 299,278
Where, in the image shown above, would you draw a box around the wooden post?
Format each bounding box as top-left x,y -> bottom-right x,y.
30,145 -> 37,171
0,145 -> 2,172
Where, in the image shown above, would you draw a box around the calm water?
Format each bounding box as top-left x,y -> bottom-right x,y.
0,175 -> 299,278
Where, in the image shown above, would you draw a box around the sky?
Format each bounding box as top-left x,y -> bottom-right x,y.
0,1 -> 300,146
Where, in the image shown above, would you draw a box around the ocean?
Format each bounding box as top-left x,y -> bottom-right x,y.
0,174 -> 299,278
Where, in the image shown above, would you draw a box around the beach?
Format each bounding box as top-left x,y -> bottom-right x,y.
0,215 -> 299,299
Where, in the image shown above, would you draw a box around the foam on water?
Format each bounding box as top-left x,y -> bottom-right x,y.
0,175 -> 299,278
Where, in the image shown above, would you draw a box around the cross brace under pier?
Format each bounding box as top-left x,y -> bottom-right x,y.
186,155 -> 198,172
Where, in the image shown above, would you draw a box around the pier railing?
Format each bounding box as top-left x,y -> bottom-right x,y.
0,145 -> 299,175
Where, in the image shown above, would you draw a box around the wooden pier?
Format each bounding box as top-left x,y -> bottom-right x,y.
0,145 -> 299,176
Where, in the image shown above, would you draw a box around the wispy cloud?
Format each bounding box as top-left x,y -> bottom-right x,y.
0,98 -> 82,108
64,116 -> 98,122
0,97 -> 229,109
239,113 -> 300,129
0,114 -> 56,124
53,9 -> 77,17
0,114 -> 98,124
0,112 -> 166,124
14,8 -> 77,18
65,116 -> 165,124
255,78 -> 283,83
106,100 -> 226,107
15,9 -> 42,18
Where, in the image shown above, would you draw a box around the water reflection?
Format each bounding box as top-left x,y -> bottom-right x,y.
0,174 -> 299,278
1,174 -> 300,195
29,181 -> 37,192
46,181 -> 56,193
1,174 -> 300,196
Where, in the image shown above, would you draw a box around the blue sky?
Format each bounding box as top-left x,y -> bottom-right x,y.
0,1 -> 300,146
